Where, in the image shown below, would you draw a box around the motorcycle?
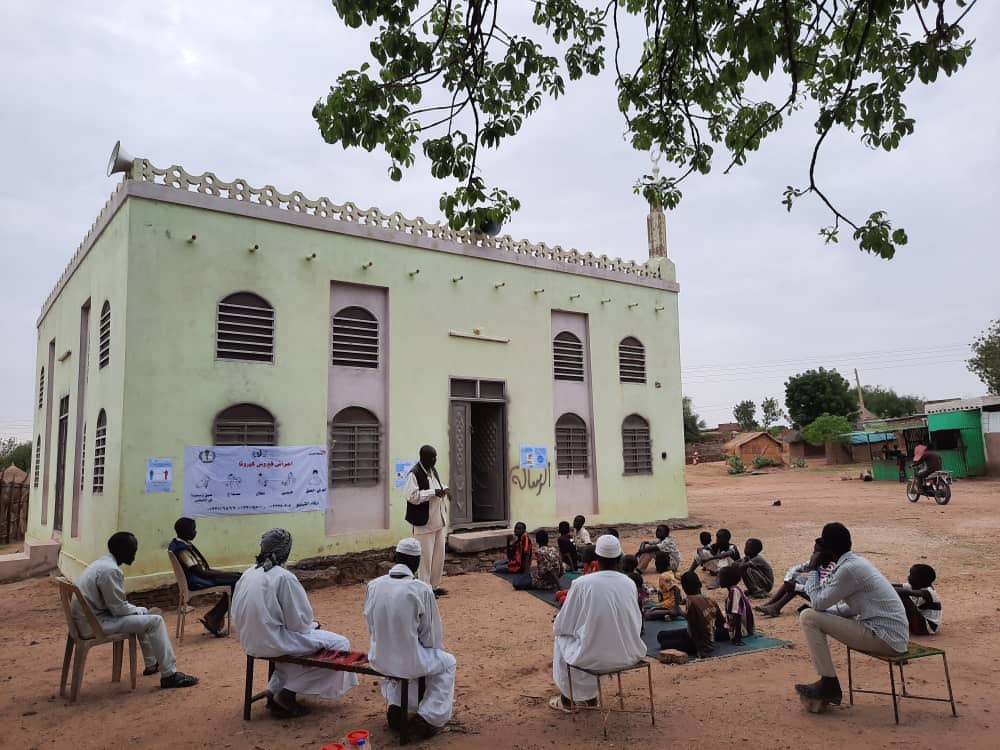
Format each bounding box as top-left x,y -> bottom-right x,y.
906,470 -> 952,505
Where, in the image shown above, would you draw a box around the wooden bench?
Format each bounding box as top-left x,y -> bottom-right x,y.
847,641 -> 957,723
244,649 -> 424,745
565,659 -> 655,738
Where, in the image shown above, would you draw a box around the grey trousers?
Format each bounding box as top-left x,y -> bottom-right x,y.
799,608 -> 899,678
100,614 -> 177,676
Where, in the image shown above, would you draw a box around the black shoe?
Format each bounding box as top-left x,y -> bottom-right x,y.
199,617 -> 225,637
160,671 -> 199,689
795,677 -> 842,705
142,663 -> 159,676
433,587 -> 448,598
409,714 -> 439,741
387,705 -> 405,732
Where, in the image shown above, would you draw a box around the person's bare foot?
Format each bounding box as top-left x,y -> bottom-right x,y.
755,604 -> 780,617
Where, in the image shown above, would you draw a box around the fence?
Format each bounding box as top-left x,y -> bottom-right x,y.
0,480 -> 29,545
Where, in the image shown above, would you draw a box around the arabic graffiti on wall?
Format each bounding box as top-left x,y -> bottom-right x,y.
509,463 -> 552,497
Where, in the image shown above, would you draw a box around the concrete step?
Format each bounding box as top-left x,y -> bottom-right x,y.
447,528 -> 511,554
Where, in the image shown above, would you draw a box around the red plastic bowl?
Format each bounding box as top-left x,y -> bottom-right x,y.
345,730 -> 370,745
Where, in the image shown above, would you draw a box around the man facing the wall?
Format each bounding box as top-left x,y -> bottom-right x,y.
405,445 -> 450,597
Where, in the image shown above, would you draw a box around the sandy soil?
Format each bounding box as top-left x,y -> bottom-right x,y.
3,463 -> 999,750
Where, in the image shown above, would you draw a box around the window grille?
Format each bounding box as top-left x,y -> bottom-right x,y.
622,414 -> 653,475
216,292 -> 275,363
619,337 -> 646,384
99,302 -> 111,368
92,410 -> 107,494
553,331 -> 585,381
331,306 -> 379,368
329,407 -> 380,486
80,422 -> 86,491
38,367 -> 45,409
213,404 -> 277,445
555,413 -> 589,476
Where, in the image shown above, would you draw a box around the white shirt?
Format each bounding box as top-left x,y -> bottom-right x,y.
553,570 -> 646,671
364,563 -> 452,679
73,554 -> 146,633
900,583 -> 942,632
404,463 -> 448,533
573,527 -> 591,546
232,564 -> 346,657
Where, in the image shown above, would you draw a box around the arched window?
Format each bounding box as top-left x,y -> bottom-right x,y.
216,292 -> 275,363
33,436 -> 41,487
38,367 -> 45,409
329,407 -> 380,486
213,403 -> 277,445
99,301 -> 111,368
553,331 -> 585,381
619,336 -> 646,384
331,306 -> 379,368
92,410 -> 107,494
555,413 -> 589,476
622,414 -> 652,475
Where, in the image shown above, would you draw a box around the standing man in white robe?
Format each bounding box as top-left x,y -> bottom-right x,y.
232,528 -> 358,717
550,535 -> 647,712
404,445 -> 450,596
364,537 -> 457,741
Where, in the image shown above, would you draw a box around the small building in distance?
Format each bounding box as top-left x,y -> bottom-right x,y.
27,154 -> 687,588
722,431 -> 783,466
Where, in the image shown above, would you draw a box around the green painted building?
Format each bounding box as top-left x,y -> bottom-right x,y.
28,156 -> 687,589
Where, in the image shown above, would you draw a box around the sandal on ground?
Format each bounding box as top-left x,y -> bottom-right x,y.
548,696 -> 574,714
160,671 -> 199,689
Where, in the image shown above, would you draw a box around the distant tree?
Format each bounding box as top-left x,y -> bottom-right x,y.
683,397 -> 707,444
0,438 -> 32,473
732,400 -> 758,432
968,319 -> 1000,395
785,368 -> 858,427
760,397 -> 786,430
861,385 -> 922,418
802,414 -> 853,446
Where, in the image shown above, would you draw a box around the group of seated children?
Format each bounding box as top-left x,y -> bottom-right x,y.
656,567 -> 756,658
498,516 -> 599,594
688,528 -> 775,599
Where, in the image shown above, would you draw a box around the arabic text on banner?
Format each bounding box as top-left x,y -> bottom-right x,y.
182,445 -> 328,517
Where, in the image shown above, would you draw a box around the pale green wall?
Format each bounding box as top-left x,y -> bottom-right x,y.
30,205 -> 131,580
46,192 -> 686,588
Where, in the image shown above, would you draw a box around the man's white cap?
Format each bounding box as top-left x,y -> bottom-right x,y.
396,537 -> 422,557
594,534 -> 622,558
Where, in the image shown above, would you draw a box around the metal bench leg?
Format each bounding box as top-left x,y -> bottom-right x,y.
888,661 -> 899,724
847,648 -> 854,706
244,656 -> 254,720
942,653 -> 958,717
567,665 -> 576,720
597,674 -> 608,739
646,662 -> 656,726
898,662 -> 907,697
400,678 -> 410,746
616,671 -> 624,710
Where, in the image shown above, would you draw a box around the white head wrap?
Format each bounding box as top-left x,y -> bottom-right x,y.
594,534 -> 622,558
396,537 -> 422,557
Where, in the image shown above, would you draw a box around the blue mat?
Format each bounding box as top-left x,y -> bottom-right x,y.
490,567 -> 575,606
641,618 -> 789,661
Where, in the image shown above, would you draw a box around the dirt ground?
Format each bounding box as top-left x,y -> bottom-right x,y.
3,463 -> 999,750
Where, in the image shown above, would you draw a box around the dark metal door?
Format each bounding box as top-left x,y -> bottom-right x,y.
470,404 -> 505,522
53,396 -> 69,532
448,401 -> 472,526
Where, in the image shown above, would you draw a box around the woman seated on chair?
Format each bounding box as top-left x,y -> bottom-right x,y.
168,517 -> 241,636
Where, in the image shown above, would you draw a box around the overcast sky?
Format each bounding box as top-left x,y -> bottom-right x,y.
2,2 -> 996,441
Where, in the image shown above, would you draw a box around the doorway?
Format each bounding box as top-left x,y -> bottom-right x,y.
448,379 -> 508,528
53,396 -> 70,533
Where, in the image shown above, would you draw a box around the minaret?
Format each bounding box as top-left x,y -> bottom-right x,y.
646,149 -> 667,259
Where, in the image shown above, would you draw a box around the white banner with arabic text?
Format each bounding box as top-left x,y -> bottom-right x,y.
182,445 -> 328,517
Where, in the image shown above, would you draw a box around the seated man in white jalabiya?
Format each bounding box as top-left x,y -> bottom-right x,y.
364,537 -> 457,742
232,528 -> 358,717
550,534 -> 647,712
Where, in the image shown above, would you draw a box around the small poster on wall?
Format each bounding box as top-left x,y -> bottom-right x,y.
145,458 -> 174,493
519,445 -> 548,470
394,460 -> 415,489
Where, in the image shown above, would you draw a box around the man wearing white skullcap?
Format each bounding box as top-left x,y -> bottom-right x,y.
231,529 -> 358,717
364,538 -> 457,741
549,534 -> 646,712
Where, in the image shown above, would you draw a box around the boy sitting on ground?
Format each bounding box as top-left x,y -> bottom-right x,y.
690,528 -> 740,576
556,521 -> 579,571
735,538 -> 774,598
636,524 -> 680,572
688,531 -> 714,572
622,554 -> 646,601
754,542 -> 835,617
719,565 -> 754,646
643,552 -> 684,621
555,546 -> 598,606
513,530 -> 563,591
494,521 -> 532,574
657,571 -> 727,658
572,515 -> 591,548
893,564 -> 942,635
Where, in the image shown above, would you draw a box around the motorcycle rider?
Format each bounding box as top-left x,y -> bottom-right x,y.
912,444 -> 942,489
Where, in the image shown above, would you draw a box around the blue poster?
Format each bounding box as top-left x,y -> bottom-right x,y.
145,458 -> 173,493
519,445 -> 548,470
394,460 -> 415,489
